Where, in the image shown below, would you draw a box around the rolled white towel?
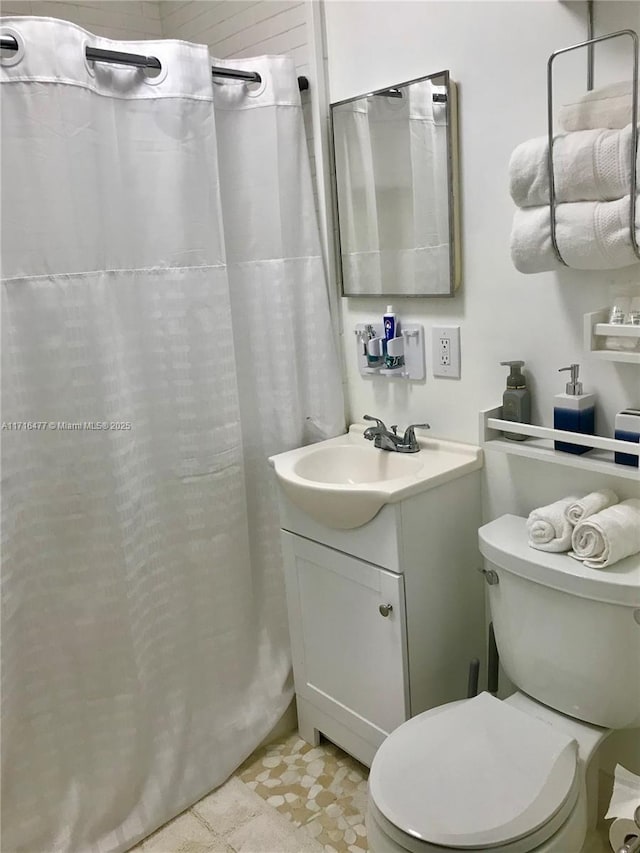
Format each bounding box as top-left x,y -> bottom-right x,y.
571,499 -> 640,569
510,124 -> 638,208
564,489 -> 619,526
511,195 -> 640,274
559,81 -> 638,132
527,496 -> 578,552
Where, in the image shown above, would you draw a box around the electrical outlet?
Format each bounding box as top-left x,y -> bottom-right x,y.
432,326 -> 461,378
440,337 -> 450,365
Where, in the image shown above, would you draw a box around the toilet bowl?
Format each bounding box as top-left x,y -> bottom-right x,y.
366,514 -> 640,853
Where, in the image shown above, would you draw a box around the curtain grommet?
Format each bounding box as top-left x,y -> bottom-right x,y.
244,74 -> 267,98
142,54 -> 168,86
213,71 -> 267,100
83,39 -> 96,77
1,28 -> 25,67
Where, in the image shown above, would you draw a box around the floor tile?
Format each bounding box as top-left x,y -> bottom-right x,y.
225,812 -> 323,853
192,778 -> 263,839
138,811 -> 229,853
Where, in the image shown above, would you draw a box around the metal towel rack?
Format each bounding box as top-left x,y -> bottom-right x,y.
0,33 -> 309,91
546,28 -> 639,266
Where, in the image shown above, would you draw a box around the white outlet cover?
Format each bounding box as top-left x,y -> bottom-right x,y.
432,325 -> 461,378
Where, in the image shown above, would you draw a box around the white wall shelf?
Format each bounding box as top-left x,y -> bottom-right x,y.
584,309 -> 640,364
480,406 -> 640,481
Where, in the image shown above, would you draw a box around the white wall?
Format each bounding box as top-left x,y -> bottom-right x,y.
324,0 -> 639,450
0,1 -> 162,39
324,0 -> 640,770
158,1 -> 307,69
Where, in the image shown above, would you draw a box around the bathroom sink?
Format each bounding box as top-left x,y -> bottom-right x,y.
269,424 -> 483,529
294,444 -> 423,485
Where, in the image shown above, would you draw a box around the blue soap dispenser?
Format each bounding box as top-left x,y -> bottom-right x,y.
553,363 -> 596,455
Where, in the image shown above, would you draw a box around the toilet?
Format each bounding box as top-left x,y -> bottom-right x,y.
367,513 -> 640,853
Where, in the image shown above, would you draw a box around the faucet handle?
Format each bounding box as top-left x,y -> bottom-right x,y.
402,423 -> 431,444
363,414 -> 387,431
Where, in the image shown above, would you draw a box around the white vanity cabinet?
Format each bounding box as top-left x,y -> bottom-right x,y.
277,466 -> 484,767
282,535 -> 410,746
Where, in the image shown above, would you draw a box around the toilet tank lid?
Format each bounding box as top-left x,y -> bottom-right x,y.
479,515 -> 640,606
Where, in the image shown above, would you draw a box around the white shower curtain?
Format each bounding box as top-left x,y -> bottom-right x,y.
0,17 -> 344,853
212,55 -> 345,633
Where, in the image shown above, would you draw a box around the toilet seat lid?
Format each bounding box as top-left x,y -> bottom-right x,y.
370,693 -> 579,849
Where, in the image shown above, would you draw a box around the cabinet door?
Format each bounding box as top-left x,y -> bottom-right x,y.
282,533 -> 409,742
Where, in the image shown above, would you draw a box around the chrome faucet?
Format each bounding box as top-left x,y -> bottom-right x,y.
363,415 -> 430,453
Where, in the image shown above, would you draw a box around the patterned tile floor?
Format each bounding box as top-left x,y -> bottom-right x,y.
128,731 -> 368,853
130,729 -> 613,853
238,732 -> 369,853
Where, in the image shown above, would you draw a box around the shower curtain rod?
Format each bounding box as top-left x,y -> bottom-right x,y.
0,35 -> 310,91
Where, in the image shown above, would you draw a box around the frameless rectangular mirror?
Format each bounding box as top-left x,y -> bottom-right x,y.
331,70 -> 460,297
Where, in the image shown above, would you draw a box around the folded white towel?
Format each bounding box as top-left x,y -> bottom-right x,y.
527,496 -> 578,552
511,195 -> 640,274
565,490 -> 619,526
559,81 -> 638,132
510,124 -> 638,208
570,499 -> 640,569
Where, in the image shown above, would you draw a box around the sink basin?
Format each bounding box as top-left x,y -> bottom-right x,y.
294,444 -> 423,485
269,424 -> 483,529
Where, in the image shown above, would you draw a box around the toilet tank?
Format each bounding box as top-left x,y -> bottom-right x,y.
478,515 -> 640,730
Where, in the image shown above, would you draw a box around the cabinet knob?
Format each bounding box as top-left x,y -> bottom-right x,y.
379,603 -> 393,617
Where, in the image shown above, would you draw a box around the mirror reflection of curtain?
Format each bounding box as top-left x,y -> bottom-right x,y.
334,80 -> 450,295
333,100 -> 383,291
408,82 -> 450,294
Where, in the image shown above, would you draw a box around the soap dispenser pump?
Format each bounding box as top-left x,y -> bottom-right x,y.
500,360 -> 530,441
553,363 -> 596,455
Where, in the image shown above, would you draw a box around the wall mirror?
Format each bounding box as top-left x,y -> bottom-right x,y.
331,70 -> 460,297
